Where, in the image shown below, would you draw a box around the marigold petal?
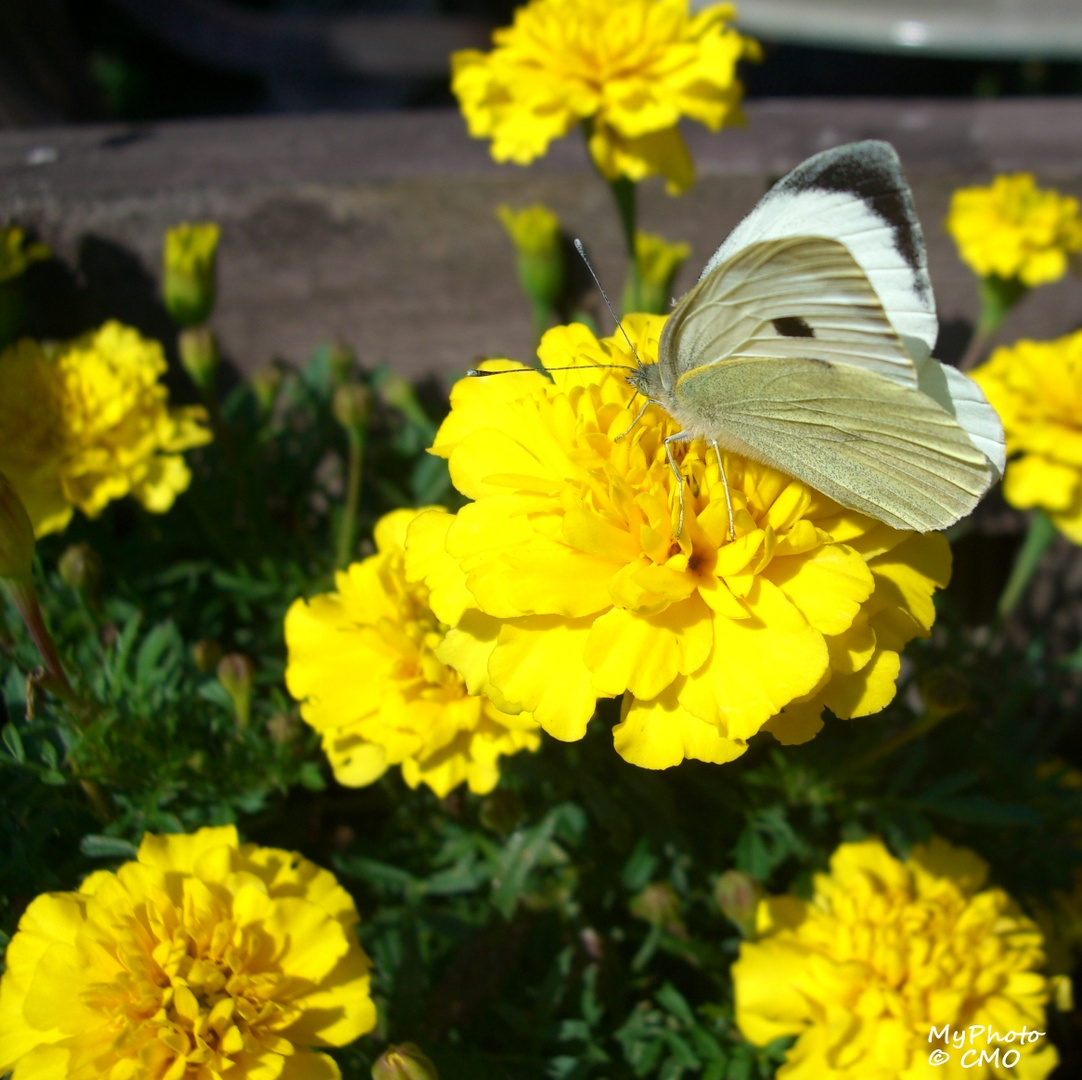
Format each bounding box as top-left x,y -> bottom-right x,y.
821,647 -> 902,721
1004,453 -> 1079,512
764,542 -> 874,636
613,683 -> 747,768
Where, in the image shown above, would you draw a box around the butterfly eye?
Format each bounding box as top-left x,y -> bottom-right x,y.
771,316 -> 815,338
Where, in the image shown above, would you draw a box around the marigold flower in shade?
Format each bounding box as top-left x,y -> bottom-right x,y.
285,508 -> 541,797
0,825 -> 376,1080
732,837 -> 1062,1080
405,318 -> 951,770
946,174 -> 1082,287
163,221 -> 221,326
451,0 -> 759,194
972,330 -> 1082,542
0,321 -> 212,536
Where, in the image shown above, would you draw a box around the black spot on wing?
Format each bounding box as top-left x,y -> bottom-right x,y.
772,316 -> 815,338
775,141 -> 929,301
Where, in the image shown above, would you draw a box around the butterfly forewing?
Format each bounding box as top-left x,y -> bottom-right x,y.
659,237 -> 920,392
673,357 -> 992,532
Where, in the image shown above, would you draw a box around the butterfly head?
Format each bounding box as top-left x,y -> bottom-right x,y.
626,360 -> 664,402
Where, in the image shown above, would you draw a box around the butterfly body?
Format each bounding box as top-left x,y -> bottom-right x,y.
627,141 -> 1005,533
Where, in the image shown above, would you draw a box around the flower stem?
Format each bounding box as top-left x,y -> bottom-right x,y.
997,508 -> 1057,621
608,176 -> 642,314
336,425 -> 365,570
3,575 -> 79,708
959,275 -> 1027,371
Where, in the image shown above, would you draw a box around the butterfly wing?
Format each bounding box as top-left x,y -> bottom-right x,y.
673,356 -> 992,532
699,140 -> 937,360
658,236 -> 920,392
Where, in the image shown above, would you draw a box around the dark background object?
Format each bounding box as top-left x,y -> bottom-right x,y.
0,0 -> 1079,126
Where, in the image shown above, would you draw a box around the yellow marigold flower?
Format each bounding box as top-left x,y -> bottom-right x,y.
404,318 -> 950,770
0,321 -> 212,537
946,174 -> 1082,287
972,331 -> 1082,542
0,825 -> 376,1080
451,0 -> 759,194
285,508 -> 542,797
0,226 -> 49,284
733,837 -> 1062,1080
163,221 -> 221,326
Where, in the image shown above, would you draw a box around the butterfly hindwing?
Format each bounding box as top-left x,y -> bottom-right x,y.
672,356 -> 992,532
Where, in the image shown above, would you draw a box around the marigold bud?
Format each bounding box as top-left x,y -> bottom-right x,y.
372,1043 -> 439,1080
249,363 -> 283,414
376,373 -> 433,433
178,325 -> 219,394
327,343 -> 356,385
497,204 -> 564,310
0,472 -> 35,583
919,666 -> 969,720
630,882 -> 681,927
57,543 -> 103,596
623,230 -> 691,316
217,653 -> 255,728
191,638 -> 223,673
266,711 -> 300,746
333,383 -> 372,431
163,222 -> 220,327
713,870 -> 761,938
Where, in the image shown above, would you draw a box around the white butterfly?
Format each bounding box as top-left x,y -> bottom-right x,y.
627,140 -> 1005,534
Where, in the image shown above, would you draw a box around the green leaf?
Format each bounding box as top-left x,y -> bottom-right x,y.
80,835 -> 138,859
2,722 -> 25,763
622,837 -> 659,892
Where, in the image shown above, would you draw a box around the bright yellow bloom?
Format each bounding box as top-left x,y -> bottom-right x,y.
285,508 -> 541,797
733,837 -> 1062,1080
972,331 -> 1082,542
451,0 -> 759,194
0,825 -> 375,1080
0,227 -> 49,283
497,204 -> 562,259
946,174 -> 1082,287
405,319 -> 950,770
163,222 -> 221,326
0,322 -> 211,537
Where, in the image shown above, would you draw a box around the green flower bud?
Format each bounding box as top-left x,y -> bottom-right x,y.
623,230 -> 691,316
497,204 -> 564,311
327,343 -> 356,385
630,882 -> 681,927
58,543 -> 103,597
163,222 -> 220,327
178,325 -> 219,394
191,638 -> 223,673
919,666 -> 969,720
0,472 -> 34,583
266,711 -> 300,746
217,653 -> 255,729
372,1043 -> 439,1080
249,363 -> 283,414
713,870 -> 761,938
376,373 -> 434,433
333,383 -> 373,432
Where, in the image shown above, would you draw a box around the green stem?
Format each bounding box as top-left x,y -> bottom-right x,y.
960,275 -> 1028,371
3,576 -> 78,706
336,426 -> 365,569
609,176 -> 641,314
997,509 -> 1057,620
840,710 -> 953,776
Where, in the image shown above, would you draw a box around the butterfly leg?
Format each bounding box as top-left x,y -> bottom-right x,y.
711,439 -> 734,542
664,433 -> 689,537
613,399 -> 650,443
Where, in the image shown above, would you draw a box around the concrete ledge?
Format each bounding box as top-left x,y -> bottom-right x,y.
2,100 -> 1082,379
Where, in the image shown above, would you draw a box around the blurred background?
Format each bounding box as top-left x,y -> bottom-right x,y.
3,0 -> 1081,127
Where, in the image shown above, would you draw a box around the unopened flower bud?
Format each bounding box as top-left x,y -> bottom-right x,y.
479,789 -> 525,834
266,711 -> 300,745
191,638 -> 223,673
178,325 -> 219,394
919,666 -> 969,720
630,882 -> 681,927
333,383 -> 372,432
58,543 -> 103,596
376,373 -> 433,433
497,204 -> 564,311
713,870 -> 761,938
0,472 -> 35,583
250,363 -> 283,414
327,343 -> 356,385
372,1043 -> 439,1080
163,222 -> 220,327
217,652 -> 255,728
624,230 -> 691,316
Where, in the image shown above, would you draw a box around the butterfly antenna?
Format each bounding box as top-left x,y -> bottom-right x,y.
574,239 -> 643,366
